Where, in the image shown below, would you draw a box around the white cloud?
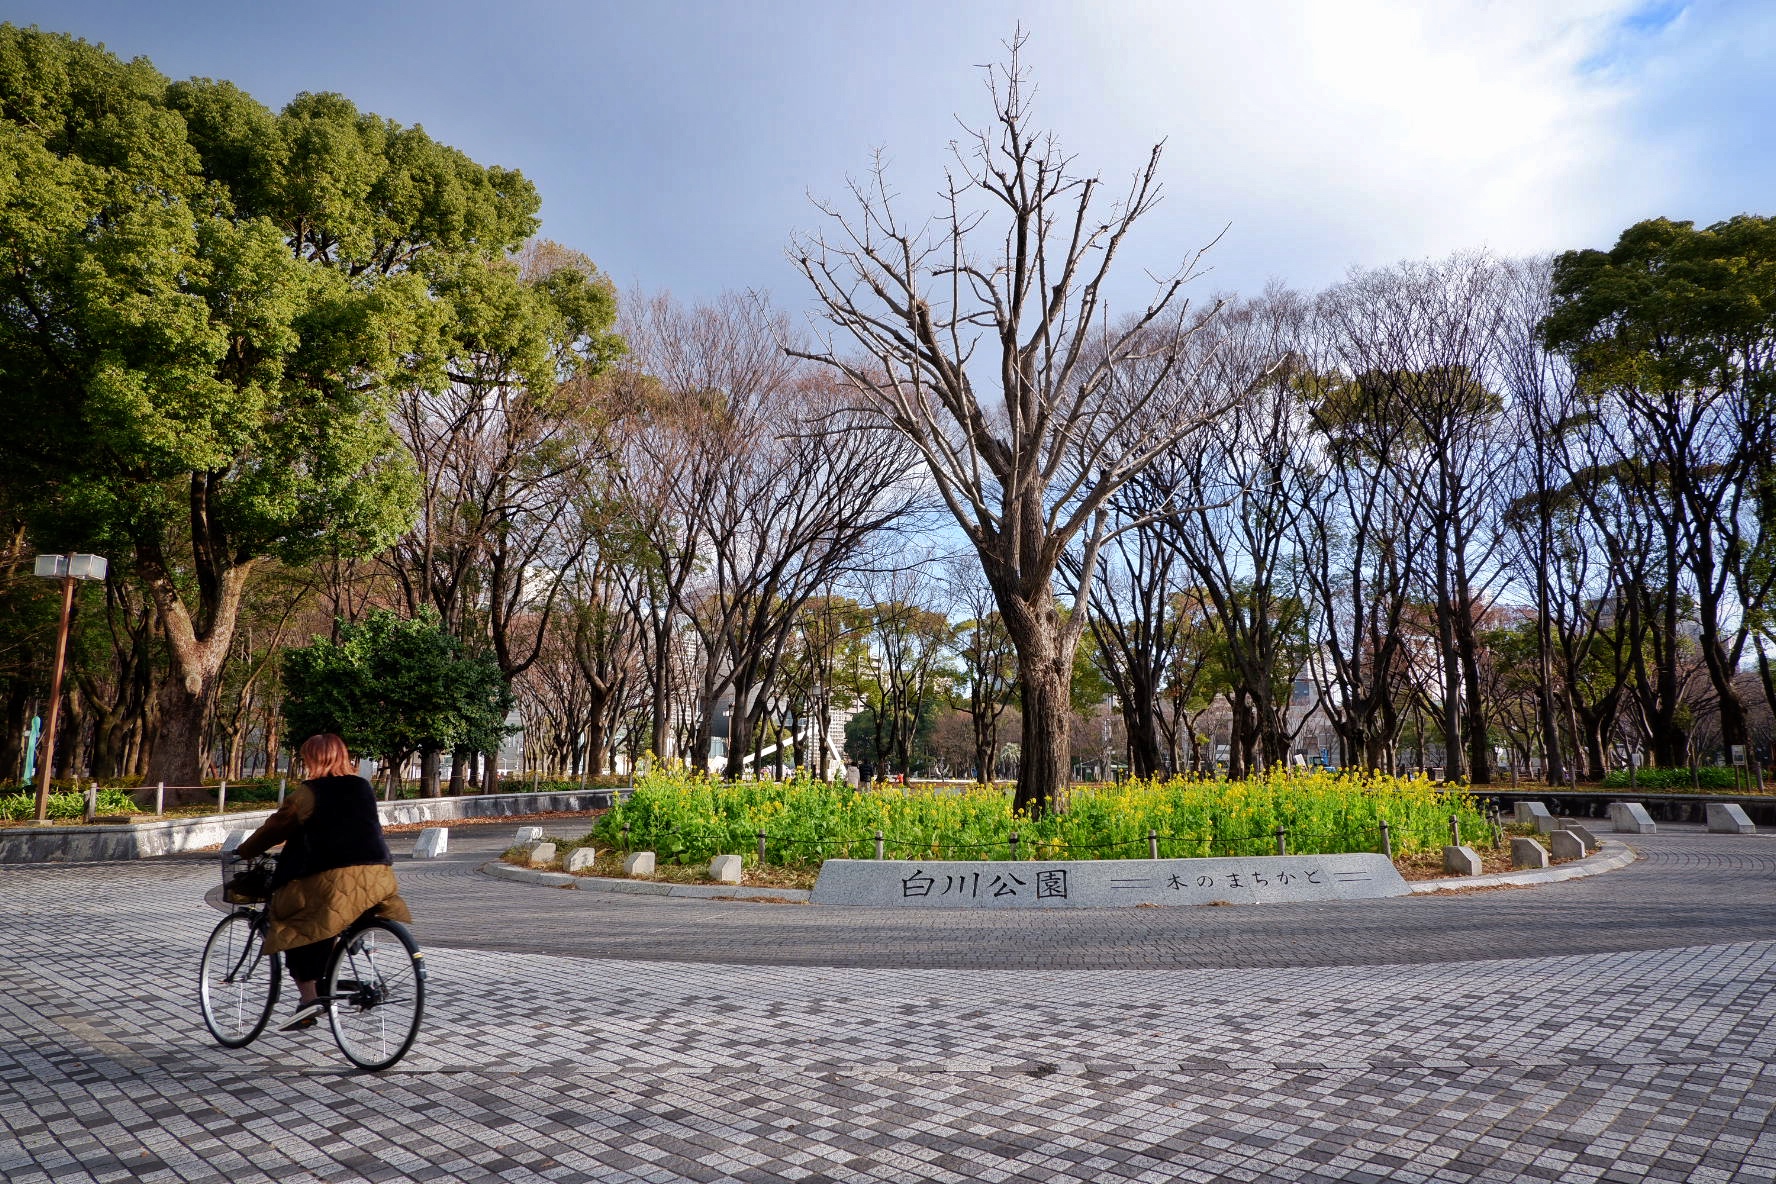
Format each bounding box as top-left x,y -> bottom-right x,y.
986,0 -> 1672,298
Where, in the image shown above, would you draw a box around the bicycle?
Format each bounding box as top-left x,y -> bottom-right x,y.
199,853 -> 427,1070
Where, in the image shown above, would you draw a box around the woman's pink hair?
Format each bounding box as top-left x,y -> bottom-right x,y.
299,734 -> 356,779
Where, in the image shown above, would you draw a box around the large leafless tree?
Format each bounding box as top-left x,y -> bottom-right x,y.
792,34 -> 1227,813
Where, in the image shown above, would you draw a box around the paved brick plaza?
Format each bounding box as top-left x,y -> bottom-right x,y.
3,827 -> 1774,1183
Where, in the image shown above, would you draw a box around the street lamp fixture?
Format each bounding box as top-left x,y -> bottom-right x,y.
32,552 -> 107,823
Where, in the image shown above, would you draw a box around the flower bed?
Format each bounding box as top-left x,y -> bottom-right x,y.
587,769 -> 1495,868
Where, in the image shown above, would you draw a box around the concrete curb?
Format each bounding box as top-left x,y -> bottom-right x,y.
0,788 -> 629,864
484,843 -> 1638,907
481,860 -> 812,902
1409,839 -> 1638,893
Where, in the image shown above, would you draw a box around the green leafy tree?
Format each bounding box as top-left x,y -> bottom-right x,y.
0,27 -> 547,784
282,610 -> 510,796
1542,215 -> 1776,760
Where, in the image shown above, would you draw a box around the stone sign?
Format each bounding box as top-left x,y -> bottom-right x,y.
810,853 -> 1408,908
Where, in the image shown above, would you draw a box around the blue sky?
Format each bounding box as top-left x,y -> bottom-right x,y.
7,1 -> 1773,315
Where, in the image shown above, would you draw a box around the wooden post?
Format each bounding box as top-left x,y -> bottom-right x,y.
218,779 -> 227,814
154,781 -> 165,816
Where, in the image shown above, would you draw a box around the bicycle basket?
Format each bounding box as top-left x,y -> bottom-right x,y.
222,854 -> 278,903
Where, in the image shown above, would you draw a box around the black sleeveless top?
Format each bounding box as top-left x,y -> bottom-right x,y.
270,774 -> 393,889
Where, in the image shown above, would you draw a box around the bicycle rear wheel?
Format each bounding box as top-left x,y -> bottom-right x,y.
325,917 -> 425,1071
199,910 -> 281,1047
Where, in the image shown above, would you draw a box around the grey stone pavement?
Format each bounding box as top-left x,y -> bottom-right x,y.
2,822 -> 1774,1184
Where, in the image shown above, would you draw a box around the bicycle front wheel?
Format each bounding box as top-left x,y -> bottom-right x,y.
199,910 -> 281,1047
326,918 -> 425,1071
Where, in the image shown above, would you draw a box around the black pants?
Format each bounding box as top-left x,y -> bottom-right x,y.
283,937 -> 337,983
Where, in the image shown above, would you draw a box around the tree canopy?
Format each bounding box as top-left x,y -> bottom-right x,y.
281,609 -> 511,786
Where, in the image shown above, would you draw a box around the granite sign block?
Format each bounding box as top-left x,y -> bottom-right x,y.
413,827 -> 448,859
623,851 -> 656,876
528,841 -> 557,867
709,854 -> 743,883
1569,824 -> 1600,852
565,847 -> 598,872
514,826 -> 545,845
1515,802 -> 1558,834
809,853 -> 1408,908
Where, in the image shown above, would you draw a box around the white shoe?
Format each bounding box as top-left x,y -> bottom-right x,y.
277,1000 -> 326,1031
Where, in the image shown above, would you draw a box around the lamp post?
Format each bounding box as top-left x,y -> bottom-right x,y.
32,553 -> 107,823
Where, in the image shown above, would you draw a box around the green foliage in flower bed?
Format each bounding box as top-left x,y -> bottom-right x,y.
1599,766 -> 1740,790
0,788 -> 139,820
590,768 -> 1493,867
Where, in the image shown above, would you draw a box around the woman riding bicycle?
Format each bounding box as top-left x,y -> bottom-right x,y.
234,733 -> 412,1031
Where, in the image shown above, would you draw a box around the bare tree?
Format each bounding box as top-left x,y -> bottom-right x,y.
792,32 -> 1225,813
1144,293 -> 1316,777
1319,254 -> 1514,781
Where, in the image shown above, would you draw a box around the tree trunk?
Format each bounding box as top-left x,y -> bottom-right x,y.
1012,659 -> 1070,817
150,677 -> 214,790
142,555 -> 253,789
419,748 -> 441,798
0,683 -> 26,783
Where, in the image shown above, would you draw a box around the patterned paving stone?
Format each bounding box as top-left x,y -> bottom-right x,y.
0,829 -> 1772,1181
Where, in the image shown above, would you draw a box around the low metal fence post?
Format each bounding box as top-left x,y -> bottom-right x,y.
1275,826 -> 1287,857
1448,813 -> 1460,847
155,781 -> 164,816
278,777 -> 286,806
757,830 -> 767,864
84,781 -> 96,823
875,829 -> 885,860
1148,829 -> 1159,860
218,779 -> 227,814
1008,831 -> 1018,859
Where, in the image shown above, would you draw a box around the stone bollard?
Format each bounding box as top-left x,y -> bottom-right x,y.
1706,802 -> 1756,834
1511,837 -> 1551,869
1608,802 -> 1657,834
528,842 -> 557,867
413,827 -> 449,859
1519,802 -> 1559,834
1442,845 -> 1482,876
708,854 -> 743,883
1569,824 -> 1600,852
623,851 -> 656,877
566,847 -> 598,872
514,825 -> 545,846
1549,830 -> 1586,861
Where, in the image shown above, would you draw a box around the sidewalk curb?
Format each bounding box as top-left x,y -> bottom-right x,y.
483,841 -> 1640,907
481,860 -> 812,902
1408,839 -> 1638,893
